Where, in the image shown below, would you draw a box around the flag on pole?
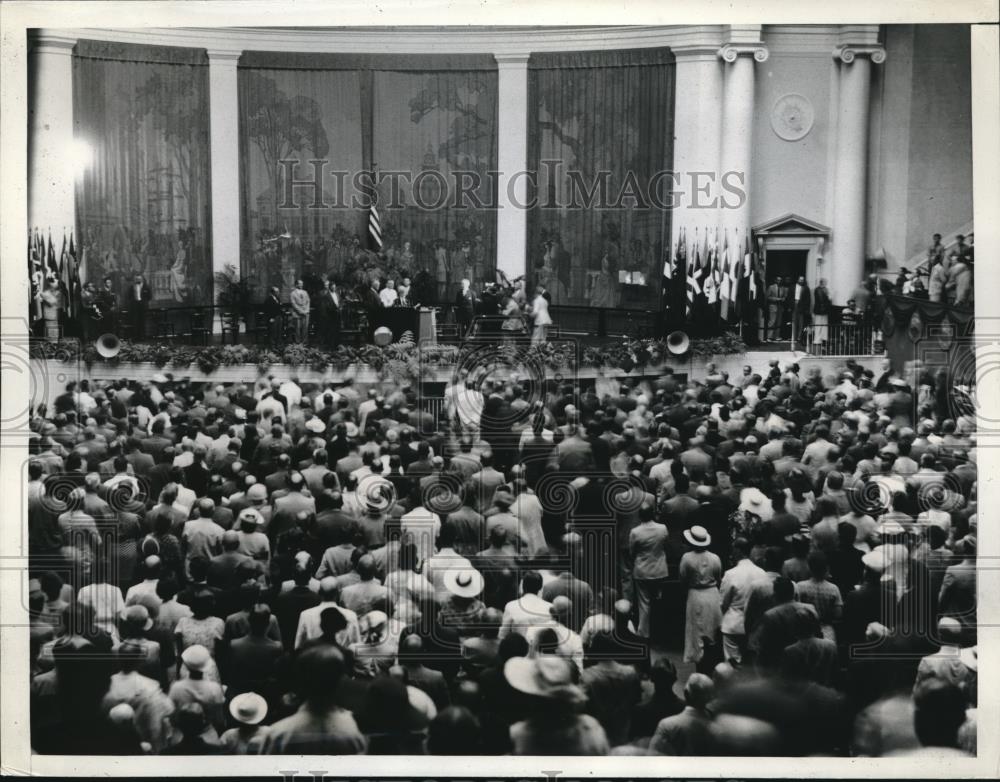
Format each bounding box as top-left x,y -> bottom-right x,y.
734,230 -> 745,299
368,168 -> 383,251
704,228 -> 718,307
46,232 -> 58,277
58,232 -> 73,320
685,229 -> 700,315
720,230 -> 731,319
67,232 -> 81,320
29,230 -> 43,322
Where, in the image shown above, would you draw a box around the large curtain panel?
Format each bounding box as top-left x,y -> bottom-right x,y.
373,65 -> 498,301
73,40 -> 212,307
238,55 -> 365,301
527,48 -> 675,310
238,53 -> 497,303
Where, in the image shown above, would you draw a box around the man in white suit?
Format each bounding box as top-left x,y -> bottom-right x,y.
530,284 -> 552,345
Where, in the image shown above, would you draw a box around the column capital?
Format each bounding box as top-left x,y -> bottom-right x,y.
29,33 -> 77,56
494,53 -> 530,67
833,44 -> 886,65
206,49 -> 243,63
718,43 -> 769,64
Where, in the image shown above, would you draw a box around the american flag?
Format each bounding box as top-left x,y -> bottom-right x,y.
368,171 -> 383,251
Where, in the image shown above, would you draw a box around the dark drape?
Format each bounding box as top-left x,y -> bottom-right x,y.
238,62 -> 365,301
238,53 -> 497,303
73,40 -> 213,307
373,68 -> 498,300
527,48 -> 675,310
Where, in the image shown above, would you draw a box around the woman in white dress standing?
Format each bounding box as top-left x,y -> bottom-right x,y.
678,525 -> 723,664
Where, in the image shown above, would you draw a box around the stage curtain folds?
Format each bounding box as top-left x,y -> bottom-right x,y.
373,68 -> 498,304
527,47 -> 675,310
238,52 -> 498,306
238,61 -> 365,301
73,39 -> 213,307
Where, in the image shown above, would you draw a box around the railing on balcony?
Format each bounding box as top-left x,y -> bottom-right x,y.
804,323 -> 883,356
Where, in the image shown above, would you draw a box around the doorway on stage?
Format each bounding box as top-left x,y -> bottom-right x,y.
764,249 -> 808,286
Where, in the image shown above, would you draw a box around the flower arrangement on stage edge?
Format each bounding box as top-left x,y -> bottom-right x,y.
31,332 -> 747,381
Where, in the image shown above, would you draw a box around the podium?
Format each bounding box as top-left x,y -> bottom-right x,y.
418,307 -> 437,344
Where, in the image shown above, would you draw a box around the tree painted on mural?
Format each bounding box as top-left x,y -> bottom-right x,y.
408,72 -> 496,176
132,69 -> 210,208
241,72 -> 330,223
533,67 -> 649,180
406,72 -> 497,270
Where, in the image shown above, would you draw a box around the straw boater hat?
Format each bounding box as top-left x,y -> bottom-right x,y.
683,525 -> 712,548
238,507 -> 264,528
229,692 -> 268,726
738,488 -> 773,521
305,417 -> 326,434
503,656 -> 585,705
443,568 -> 484,599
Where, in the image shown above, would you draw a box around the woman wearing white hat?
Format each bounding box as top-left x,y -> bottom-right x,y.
220,692 -> 270,754
678,526 -> 723,664
504,655 -> 609,755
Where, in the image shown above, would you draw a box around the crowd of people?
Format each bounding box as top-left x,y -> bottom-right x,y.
26,353 -> 978,756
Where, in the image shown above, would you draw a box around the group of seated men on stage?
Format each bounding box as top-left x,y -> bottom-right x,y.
27,356 -> 977,756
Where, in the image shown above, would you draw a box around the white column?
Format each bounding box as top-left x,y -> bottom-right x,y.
494,54 -> 530,282
717,38 -> 768,250
207,50 -> 242,292
671,43 -> 724,255
28,33 -> 77,236
829,43 -> 886,304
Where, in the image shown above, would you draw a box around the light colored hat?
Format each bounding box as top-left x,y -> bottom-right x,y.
738,487 -> 773,521
443,568 -> 484,599
305,417 -> 326,434
862,547 -> 889,573
234,407 -> 247,421
362,610 -> 388,631
108,702 -> 136,726
181,644 -> 211,671
246,483 -> 267,502
683,525 -> 712,548
503,656 -> 585,704
229,692 -> 268,725
121,604 -> 153,631
238,507 -> 264,527
878,519 -> 906,537
344,422 -> 360,438
151,373 -> 168,384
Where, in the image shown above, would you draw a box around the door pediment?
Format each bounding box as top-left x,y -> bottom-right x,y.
753,213 -> 830,236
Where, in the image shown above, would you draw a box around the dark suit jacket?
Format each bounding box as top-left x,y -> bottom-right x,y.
263,295 -> 282,319
455,289 -> 477,319
128,283 -> 152,308
786,284 -> 812,314
225,635 -> 284,694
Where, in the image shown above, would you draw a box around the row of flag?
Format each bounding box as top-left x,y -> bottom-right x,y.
662,225 -> 765,323
29,228 -> 88,323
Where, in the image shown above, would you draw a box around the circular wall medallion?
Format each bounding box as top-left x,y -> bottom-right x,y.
771,93 -> 814,141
